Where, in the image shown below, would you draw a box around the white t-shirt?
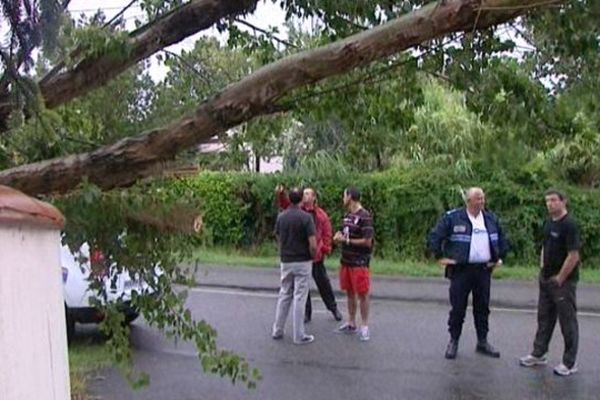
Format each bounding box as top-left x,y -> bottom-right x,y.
467,211 -> 491,263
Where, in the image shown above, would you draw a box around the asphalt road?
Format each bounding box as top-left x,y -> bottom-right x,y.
89,287 -> 600,400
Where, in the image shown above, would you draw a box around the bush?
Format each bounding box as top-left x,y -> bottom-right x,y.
177,167 -> 600,267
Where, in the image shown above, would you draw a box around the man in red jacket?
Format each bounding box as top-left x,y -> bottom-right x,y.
276,186 -> 343,322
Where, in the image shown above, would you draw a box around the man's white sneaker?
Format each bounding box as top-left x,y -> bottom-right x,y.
358,326 -> 370,342
294,335 -> 315,345
553,363 -> 578,376
519,354 -> 548,367
336,322 -> 358,334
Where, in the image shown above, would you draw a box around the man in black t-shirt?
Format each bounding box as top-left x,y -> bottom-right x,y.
520,189 -> 581,376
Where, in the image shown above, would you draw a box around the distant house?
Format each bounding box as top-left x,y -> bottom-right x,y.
197,137 -> 283,173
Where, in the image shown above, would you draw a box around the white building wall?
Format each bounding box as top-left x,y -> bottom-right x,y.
0,225 -> 70,400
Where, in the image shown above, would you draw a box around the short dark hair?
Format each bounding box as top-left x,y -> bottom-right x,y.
288,187 -> 303,204
344,187 -> 361,201
544,188 -> 567,202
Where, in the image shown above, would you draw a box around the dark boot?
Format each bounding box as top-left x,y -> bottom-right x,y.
476,341 -> 501,358
445,339 -> 459,359
331,308 -> 343,321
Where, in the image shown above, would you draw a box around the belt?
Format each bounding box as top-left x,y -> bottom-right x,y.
455,262 -> 489,268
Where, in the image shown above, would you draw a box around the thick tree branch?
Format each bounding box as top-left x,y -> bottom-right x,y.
0,0 -> 259,129
0,0 -> 567,196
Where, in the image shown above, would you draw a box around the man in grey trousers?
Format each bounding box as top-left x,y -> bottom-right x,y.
272,187 -> 318,344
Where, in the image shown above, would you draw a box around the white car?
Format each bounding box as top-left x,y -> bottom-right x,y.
61,242 -> 151,341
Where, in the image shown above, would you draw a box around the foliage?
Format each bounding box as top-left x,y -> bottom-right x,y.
283,56 -> 422,170
0,65 -> 154,169
178,166 -> 600,268
526,0 -> 600,89
55,180 -> 260,389
175,172 -> 246,246
0,0 -> 66,72
70,26 -> 131,63
546,111 -> 600,187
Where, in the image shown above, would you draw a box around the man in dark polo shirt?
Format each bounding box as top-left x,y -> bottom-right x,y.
333,187 -> 374,342
520,189 -> 581,376
272,188 -> 317,345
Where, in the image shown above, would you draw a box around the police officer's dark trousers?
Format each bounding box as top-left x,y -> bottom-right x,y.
531,276 -> 578,368
448,263 -> 491,342
305,261 -> 338,319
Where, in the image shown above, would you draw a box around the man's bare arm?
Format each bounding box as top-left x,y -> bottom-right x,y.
348,237 -> 373,248
540,248 -> 544,269
555,250 -> 580,286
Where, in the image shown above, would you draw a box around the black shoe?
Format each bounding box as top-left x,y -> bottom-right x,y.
445,339 -> 458,359
331,308 -> 343,321
476,341 -> 500,358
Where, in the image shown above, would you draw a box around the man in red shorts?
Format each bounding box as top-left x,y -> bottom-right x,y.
333,187 -> 374,341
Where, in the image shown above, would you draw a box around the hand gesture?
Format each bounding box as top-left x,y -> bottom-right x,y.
333,231 -> 344,243
438,258 -> 456,268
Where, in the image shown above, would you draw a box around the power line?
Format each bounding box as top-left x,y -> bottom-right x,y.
69,5 -> 142,13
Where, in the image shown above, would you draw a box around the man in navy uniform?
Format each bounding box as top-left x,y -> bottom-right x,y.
428,187 -> 508,359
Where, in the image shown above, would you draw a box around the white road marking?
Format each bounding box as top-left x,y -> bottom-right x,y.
190,286 -> 279,298
189,286 -> 600,318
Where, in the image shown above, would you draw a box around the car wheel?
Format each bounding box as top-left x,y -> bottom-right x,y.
123,311 -> 139,326
65,305 -> 75,343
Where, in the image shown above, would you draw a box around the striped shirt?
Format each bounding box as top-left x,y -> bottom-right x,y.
340,208 -> 374,267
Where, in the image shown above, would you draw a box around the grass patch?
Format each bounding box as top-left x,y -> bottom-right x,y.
191,246 -> 278,268
191,247 -> 600,283
69,339 -> 112,400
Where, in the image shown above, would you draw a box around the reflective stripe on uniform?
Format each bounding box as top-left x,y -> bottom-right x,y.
449,234 -> 471,243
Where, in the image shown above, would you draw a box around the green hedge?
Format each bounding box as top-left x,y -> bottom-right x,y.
175,168 -> 600,267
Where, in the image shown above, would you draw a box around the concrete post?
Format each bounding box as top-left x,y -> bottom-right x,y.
0,185 -> 69,400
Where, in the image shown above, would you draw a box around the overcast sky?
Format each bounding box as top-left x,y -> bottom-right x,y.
67,0 -> 287,80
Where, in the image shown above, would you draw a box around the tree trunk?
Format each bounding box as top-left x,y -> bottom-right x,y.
254,154 -> 261,173
0,0 -> 566,196
0,0 -> 259,129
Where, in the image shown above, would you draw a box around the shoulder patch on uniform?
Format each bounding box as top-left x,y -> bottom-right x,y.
445,208 -> 459,215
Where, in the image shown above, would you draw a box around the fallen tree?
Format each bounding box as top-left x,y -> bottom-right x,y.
0,0 -> 566,196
